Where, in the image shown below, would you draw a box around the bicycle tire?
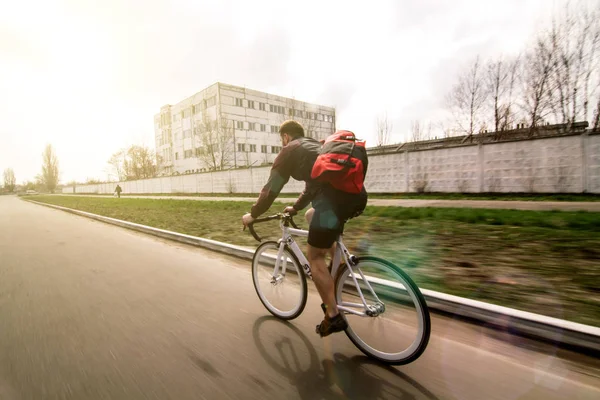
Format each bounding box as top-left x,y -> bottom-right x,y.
252,241 -> 308,320
335,256 -> 431,365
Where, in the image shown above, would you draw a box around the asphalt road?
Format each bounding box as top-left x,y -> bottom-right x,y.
1,196 -> 599,399
55,193 -> 600,211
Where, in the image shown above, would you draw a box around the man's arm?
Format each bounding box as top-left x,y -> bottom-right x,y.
250,147 -> 294,218
292,180 -> 320,212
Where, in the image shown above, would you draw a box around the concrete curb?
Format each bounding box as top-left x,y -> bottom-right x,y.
26,199 -> 600,353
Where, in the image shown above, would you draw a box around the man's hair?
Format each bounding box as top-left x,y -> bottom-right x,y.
279,120 -> 304,138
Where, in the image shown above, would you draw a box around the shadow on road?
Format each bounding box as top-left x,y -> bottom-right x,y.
252,316 -> 439,400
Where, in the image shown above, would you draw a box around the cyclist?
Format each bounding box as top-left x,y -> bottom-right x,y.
242,120 -> 368,337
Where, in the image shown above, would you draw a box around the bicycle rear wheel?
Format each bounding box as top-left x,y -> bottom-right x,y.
335,256 -> 430,365
252,241 -> 308,320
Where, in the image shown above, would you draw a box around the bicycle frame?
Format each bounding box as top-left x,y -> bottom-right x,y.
272,218 -> 383,318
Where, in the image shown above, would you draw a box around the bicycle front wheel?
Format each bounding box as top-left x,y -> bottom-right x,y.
252,241 -> 308,320
335,256 -> 430,365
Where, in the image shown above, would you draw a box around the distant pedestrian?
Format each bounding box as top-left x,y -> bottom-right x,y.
114,184 -> 122,198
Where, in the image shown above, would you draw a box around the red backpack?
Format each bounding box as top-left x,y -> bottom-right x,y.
311,130 -> 368,194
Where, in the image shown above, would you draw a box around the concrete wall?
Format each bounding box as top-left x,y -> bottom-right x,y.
65,132 -> 600,195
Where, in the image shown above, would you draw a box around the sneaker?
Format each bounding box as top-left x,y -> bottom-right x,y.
316,313 -> 348,337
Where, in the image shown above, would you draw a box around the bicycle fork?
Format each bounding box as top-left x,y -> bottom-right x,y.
270,241 -> 289,285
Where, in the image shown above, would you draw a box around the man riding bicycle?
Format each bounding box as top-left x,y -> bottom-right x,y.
242,120 -> 368,337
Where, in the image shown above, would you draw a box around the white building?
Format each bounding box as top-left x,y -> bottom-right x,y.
154,82 -> 337,175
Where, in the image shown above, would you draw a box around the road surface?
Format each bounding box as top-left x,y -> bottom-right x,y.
1,196 -> 599,399
54,193 -> 600,212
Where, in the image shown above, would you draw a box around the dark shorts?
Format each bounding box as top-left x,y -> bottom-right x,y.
307,186 -> 368,249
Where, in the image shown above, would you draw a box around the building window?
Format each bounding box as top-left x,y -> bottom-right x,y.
249,144 -> 256,152
236,121 -> 244,129
271,146 -> 281,153
271,125 -> 279,133
183,109 -> 191,118
259,102 -> 266,111
206,96 -> 216,107
248,100 -> 255,109
260,124 -> 266,132
248,122 -> 255,131
195,147 -> 204,156
235,98 -> 243,107
269,104 -> 284,114
175,152 -> 179,160
237,143 -> 246,152
184,149 -> 193,158
261,145 -> 268,153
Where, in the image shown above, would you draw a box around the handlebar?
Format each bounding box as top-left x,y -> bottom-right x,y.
246,212 -> 299,242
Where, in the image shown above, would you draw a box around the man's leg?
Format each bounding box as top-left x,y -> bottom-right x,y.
307,204 -> 348,337
307,244 -> 338,319
305,208 -> 335,266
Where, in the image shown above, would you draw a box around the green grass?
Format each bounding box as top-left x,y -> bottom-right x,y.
362,206 -> 600,231
27,195 -> 600,326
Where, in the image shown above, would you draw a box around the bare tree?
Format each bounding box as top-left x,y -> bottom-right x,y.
485,55 -> 521,133
410,120 -> 422,142
122,145 -> 160,180
38,144 -> 60,193
107,150 -> 127,181
432,120 -> 456,139
410,120 -> 433,142
447,55 -> 488,138
594,97 -> 600,130
194,114 -> 234,171
583,7 -> 600,126
549,3 -> 600,125
375,112 -> 393,146
521,31 -> 558,129
108,144 -> 159,181
503,57 -> 521,131
3,168 -> 16,192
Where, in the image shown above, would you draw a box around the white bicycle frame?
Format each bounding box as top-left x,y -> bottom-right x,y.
271,218 -> 383,317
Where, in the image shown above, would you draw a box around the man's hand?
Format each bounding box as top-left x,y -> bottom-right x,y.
283,206 -> 297,216
242,213 -> 255,228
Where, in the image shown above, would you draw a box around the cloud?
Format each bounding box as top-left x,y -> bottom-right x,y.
317,81 -> 358,113
0,0 -> 577,182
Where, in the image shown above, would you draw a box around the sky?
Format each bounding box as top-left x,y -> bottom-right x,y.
0,0 -> 568,184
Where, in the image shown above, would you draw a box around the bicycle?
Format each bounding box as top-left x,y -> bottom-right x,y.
246,212 -> 431,365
